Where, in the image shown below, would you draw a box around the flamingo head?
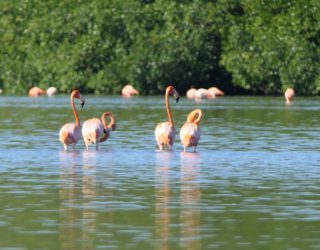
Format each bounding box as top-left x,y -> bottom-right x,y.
108,121 -> 116,131
72,90 -> 85,107
167,85 -> 179,103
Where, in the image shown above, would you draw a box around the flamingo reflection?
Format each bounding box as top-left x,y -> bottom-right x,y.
180,152 -> 201,250
59,151 -> 80,250
81,150 -> 97,249
58,150 -> 97,249
155,152 -> 174,250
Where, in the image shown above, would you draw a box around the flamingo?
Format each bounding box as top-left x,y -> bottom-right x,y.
194,88 -> 212,100
121,84 -> 140,97
47,86 -> 58,96
28,86 -> 46,97
82,112 -> 116,150
285,88 -> 295,104
186,88 -> 197,99
180,109 -> 203,152
155,85 -> 179,151
59,90 -> 85,151
208,87 -> 224,98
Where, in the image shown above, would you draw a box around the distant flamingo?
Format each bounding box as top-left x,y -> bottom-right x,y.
285,88 -> 295,104
180,109 -> 203,152
155,86 -> 179,150
28,86 -> 46,97
59,90 -> 85,151
208,87 -> 224,98
121,84 -> 140,97
47,86 -> 58,96
82,112 -> 116,150
194,88 -> 211,100
186,88 -> 197,99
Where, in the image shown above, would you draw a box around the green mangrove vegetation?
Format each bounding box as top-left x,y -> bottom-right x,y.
0,0 -> 319,95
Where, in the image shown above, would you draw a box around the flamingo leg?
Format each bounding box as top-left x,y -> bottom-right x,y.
72,143 -> 76,151
96,142 -> 99,151
63,144 -> 68,151
183,146 -> 186,152
194,146 -> 197,153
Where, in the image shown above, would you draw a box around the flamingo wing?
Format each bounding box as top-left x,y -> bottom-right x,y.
59,123 -> 82,145
155,122 -> 176,147
180,123 -> 200,147
82,118 -> 104,144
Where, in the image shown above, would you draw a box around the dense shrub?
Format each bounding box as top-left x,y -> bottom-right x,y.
0,0 -> 319,95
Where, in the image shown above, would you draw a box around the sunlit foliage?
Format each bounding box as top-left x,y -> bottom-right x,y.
0,0 -> 319,94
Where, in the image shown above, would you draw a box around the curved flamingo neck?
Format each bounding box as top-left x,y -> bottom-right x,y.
101,112 -> 115,129
165,88 -> 173,125
71,93 -> 80,126
187,109 -> 202,125
100,112 -> 115,143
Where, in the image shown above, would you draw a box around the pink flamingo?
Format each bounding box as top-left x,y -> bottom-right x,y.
186,88 -> 197,99
180,109 -> 203,152
285,88 -> 295,104
208,87 -> 224,98
59,90 -> 85,151
155,86 -> 179,150
121,84 -> 140,97
194,88 -> 212,100
47,87 -> 58,96
82,112 -> 116,150
28,86 -> 46,97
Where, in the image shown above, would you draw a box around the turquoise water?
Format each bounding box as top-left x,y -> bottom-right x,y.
0,95 -> 320,249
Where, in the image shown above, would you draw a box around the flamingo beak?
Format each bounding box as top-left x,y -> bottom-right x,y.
108,123 -> 116,131
173,89 -> 179,103
80,97 -> 85,108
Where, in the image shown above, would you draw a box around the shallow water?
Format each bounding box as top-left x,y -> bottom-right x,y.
1,95 -> 320,249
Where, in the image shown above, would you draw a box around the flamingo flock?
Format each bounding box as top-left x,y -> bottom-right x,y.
58,85 -> 296,152
29,86 -> 58,97
186,86 -> 224,100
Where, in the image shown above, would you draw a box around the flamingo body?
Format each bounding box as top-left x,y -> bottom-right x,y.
180,123 -> 200,148
82,118 -> 104,150
155,122 -> 176,150
59,123 -> 82,150
82,112 -> 116,150
186,88 -> 197,99
29,86 -> 46,97
180,109 -> 203,152
47,87 -> 58,96
285,88 -> 295,104
208,87 -> 224,98
122,84 -> 139,97
194,88 -> 211,100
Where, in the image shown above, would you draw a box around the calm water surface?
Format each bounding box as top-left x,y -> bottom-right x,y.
0,95 -> 320,249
